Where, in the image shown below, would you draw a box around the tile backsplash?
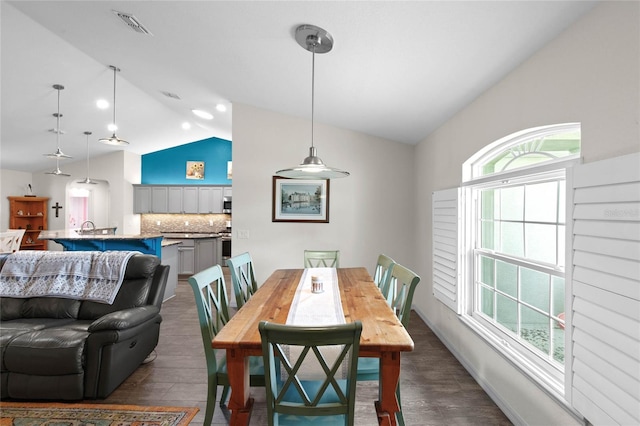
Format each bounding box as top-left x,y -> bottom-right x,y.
141,213 -> 231,234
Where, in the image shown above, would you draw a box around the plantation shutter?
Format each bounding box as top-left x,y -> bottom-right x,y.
432,188 -> 462,314
570,152 -> 640,425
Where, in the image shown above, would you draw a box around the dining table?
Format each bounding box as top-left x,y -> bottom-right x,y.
212,267 -> 415,425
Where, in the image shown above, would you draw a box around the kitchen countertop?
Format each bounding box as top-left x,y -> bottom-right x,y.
161,233 -> 220,239
39,230 -> 163,240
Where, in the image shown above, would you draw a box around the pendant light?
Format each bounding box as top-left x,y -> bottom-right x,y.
99,65 -> 129,146
275,24 -> 349,179
45,158 -> 71,177
77,131 -> 97,184
43,84 -> 72,160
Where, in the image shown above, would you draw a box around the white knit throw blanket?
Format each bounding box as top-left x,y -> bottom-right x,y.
0,250 -> 138,304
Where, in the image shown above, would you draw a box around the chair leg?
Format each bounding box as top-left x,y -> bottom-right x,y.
395,385 -> 405,426
204,377 -> 218,426
220,385 -> 230,407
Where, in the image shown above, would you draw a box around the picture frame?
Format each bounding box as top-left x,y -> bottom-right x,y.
272,176 -> 329,223
186,161 -> 205,180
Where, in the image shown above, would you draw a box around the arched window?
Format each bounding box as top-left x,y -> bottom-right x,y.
462,123 -> 580,391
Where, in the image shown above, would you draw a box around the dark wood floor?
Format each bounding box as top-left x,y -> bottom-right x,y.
98,274 -> 512,425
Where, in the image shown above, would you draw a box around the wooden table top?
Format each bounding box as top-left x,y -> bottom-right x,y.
213,268 -> 414,356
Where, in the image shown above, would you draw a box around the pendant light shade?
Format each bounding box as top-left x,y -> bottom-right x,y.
275,24 -> 349,180
99,65 -> 129,146
44,84 -> 72,160
77,131 -> 97,184
45,157 -> 71,177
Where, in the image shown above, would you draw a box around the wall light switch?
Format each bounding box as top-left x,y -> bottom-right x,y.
185,221 -> 189,226
209,220 -> 213,226
238,229 -> 249,239
156,221 -> 161,226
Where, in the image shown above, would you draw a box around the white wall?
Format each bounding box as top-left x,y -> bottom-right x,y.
414,2 -> 639,425
2,150 -> 143,249
232,103 -> 415,284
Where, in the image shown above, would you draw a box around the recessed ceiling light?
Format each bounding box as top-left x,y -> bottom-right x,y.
96,99 -> 109,109
216,104 -> 227,112
192,109 -> 213,120
182,122 -> 191,130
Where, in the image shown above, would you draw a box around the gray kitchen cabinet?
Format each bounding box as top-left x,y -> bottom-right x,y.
176,239 -> 195,275
182,187 -> 199,213
197,187 -> 223,213
133,186 -> 152,213
195,238 -> 217,272
224,187 -> 232,197
151,186 -> 169,213
161,243 -> 179,301
167,187 -> 183,213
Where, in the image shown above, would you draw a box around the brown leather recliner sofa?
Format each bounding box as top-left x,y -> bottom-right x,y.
0,252 -> 169,400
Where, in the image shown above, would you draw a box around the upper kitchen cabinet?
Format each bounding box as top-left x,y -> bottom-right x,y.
198,187 -> 223,213
134,185 -> 229,214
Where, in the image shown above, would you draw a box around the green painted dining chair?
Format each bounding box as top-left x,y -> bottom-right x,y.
304,250 -> 340,268
226,251 -> 259,309
357,262 -> 420,426
373,254 -> 395,299
188,265 -> 266,426
259,320 -> 362,426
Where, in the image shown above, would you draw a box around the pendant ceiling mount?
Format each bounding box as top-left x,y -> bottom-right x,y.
275,24 -> 349,180
99,65 -> 129,146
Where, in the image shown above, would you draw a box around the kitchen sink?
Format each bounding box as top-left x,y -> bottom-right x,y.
75,227 -> 117,235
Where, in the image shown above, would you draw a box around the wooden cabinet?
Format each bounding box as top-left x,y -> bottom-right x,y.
8,196 -> 49,250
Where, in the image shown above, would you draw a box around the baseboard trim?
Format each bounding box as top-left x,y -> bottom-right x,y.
412,308 -> 526,425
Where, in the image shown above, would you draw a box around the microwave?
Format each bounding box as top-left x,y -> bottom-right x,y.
222,196 -> 232,214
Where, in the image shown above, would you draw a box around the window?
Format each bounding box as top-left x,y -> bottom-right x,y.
462,123 -> 580,391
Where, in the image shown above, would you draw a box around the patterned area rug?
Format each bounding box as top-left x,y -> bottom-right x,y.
0,402 -> 198,425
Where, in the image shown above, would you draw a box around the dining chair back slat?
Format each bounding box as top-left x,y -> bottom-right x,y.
226,252 -> 259,309
259,320 -> 362,426
373,254 -> 395,301
0,229 -> 26,253
304,250 -> 340,268
188,265 -> 265,426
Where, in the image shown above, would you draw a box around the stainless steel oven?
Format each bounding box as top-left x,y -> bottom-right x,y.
217,232 -> 232,265
222,197 -> 232,214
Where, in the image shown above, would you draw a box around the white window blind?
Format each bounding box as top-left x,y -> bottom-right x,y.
432,188 -> 462,314
570,152 -> 640,425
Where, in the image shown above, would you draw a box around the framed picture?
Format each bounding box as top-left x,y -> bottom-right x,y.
272,176 -> 329,223
186,161 -> 205,180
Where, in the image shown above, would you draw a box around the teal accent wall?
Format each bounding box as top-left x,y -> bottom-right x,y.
141,136 -> 231,184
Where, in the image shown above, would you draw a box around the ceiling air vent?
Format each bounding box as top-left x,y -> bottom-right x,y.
161,91 -> 181,100
112,10 -> 153,35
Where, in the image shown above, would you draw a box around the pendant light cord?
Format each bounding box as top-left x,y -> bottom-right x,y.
56,89 -> 61,149
311,42 -> 316,149
111,66 -> 117,131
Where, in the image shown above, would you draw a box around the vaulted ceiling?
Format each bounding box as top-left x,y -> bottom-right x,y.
1,1 -> 597,173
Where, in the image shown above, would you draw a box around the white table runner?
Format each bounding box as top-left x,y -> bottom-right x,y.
284,267 -> 346,380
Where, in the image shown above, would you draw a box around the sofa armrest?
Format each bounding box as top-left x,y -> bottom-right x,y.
88,306 -> 160,332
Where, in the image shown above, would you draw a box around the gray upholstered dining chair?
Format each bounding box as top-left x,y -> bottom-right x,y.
304,250 -> 340,268
357,262 -> 420,426
188,265 -> 266,426
259,320 -> 362,425
226,251 -> 259,309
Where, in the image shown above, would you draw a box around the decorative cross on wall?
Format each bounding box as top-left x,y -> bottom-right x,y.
52,202 -> 63,218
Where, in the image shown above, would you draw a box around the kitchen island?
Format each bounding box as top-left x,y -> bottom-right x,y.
38,230 -> 164,258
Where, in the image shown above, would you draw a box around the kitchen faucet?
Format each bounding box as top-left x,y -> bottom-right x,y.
80,221 -> 95,233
